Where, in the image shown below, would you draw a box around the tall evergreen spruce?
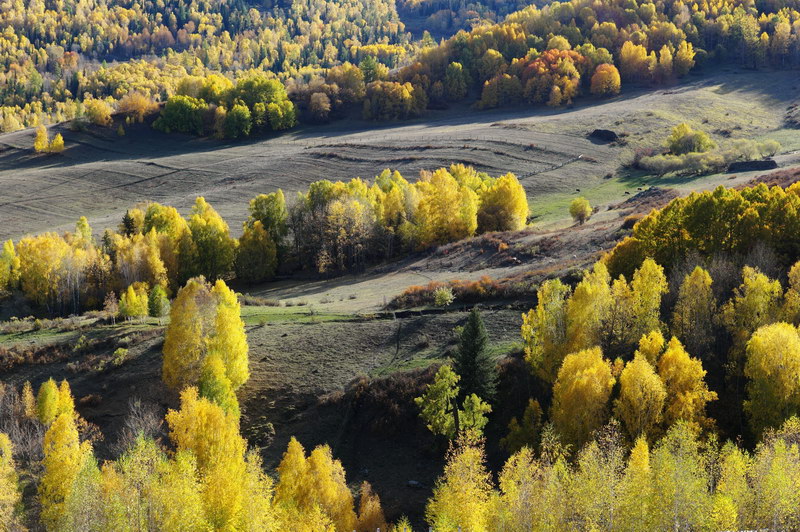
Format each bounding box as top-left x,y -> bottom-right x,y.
453,308 -> 497,402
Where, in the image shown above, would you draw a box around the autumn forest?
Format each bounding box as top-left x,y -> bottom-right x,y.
3,0 -> 800,529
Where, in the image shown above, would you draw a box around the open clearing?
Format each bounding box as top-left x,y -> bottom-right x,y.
1,69 -> 798,243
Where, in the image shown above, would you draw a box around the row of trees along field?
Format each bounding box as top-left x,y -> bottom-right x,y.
7,0 -> 800,134
0,164 -> 528,315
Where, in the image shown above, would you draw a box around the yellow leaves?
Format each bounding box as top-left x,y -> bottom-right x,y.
569,196 -> 593,225
635,330 -> 665,365
619,40 -> 654,82
722,266 -> 783,364
590,63 -> 620,96
0,432 -> 20,528
615,354 -> 666,442
83,97 -> 113,126
275,437 -> 309,508
551,347 -> 615,449
744,322 -> 800,436
672,266 -> 716,356
274,437 -> 358,531
476,173 -> 529,233
36,377 -> 60,425
199,354 -> 240,418
415,168 -> 479,248
165,387 -> 245,474
162,277 -> 208,390
566,262 -> 612,353
426,437 -> 493,532
0,239 -> 19,291
112,230 -> 168,289
500,398 -> 543,454
616,437 -> 653,531
241,450 -> 278,532
209,279 -> 249,390
235,220 -> 277,283
21,381 -> 36,419
188,197 -> 236,281
163,277 -> 248,392
356,482 -> 387,532
522,278 -> 571,383
657,337 -> 717,429
119,282 -> 149,321
150,451 -> 207,531
48,133 -> 65,153
630,258 -> 668,339
33,124 -> 48,152
39,412 -> 93,530
16,232 -> 71,307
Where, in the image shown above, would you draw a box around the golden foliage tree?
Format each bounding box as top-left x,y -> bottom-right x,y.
187,197 -> 237,281
635,330 -> 665,366
84,98 -> 113,126
783,260 -> 800,325
0,239 -> 20,291
569,197 -> 592,224
16,232 -> 71,310
476,173 -> 529,233
356,481 -> 387,532
658,337 -> 717,430
744,322 -> 800,436
235,221 -> 277,283
415,168 -> 478,248
209,279 -> 249,389
590,63 -> 621,96
39,412 -> 93,529
0,433 -> 21,528
119,282 -> 149,321
274,437 -> 358,531
198,354 -> 240,418
522,278 -> 571,383
630,258 -> 668,341
550,347 -> 615,449
615,354 -> 666,441
165,387 -> 245,473
162,277 -> 209,389
37,377 -> 60,425
722,266 -> 783,371
34,125 -> 49,153
672,266 -> 716,357
162,277 -> 248,391
500,398 -> 543,454
566,262 -> 612,353
617,437 -> 655,531
649,423 -> 713,530
426,436 -> 493,531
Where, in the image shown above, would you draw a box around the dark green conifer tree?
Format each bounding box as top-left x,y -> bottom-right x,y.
452,307 -> 497,402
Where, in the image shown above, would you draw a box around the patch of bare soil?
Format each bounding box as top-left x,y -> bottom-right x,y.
740,166 -> 800,189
